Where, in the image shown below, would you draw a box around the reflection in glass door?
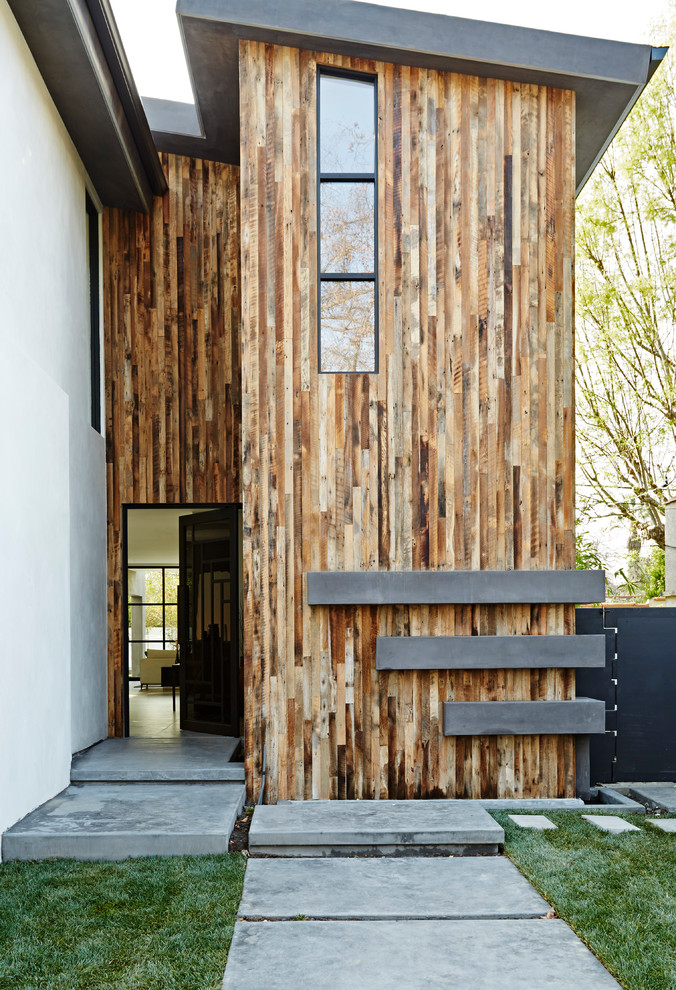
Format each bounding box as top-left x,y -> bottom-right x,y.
178,507 -> 240,735
126,567 -> 179,678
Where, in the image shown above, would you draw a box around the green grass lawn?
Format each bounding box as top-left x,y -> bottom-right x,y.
494,811 -> 676,990
0,853 -> 245,990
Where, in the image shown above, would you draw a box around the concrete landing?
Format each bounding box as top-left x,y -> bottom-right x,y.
71,737 -> 244,782
222,919 -> 620,989
2,782 -> 245,861
249,800 -> 503,856
238,856 -> 548,920
628,784 -> 676,812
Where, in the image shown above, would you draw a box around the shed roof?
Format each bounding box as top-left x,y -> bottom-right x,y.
7,0 -> 166,212
146,0 -> 666,195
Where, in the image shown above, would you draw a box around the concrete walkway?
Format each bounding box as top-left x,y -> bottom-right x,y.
223,802 -> 620,989
2,736 -> 245,861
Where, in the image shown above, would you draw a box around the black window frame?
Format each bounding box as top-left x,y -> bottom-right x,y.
86,192 -> 101,433
127,565 -> 179,657
317,65 -> 378,375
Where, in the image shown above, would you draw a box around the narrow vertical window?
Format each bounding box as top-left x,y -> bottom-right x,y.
86,192 -> 101,433
318,69 -> 377,373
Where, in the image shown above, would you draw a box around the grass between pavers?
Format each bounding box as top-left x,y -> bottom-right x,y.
493,811 -> 676,990
0,853 -> 245,990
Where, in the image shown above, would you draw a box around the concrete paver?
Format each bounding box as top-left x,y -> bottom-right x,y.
222,919 -> 621,989
646,818 -> 676,833
224,799 -> 623,989
581,815 -> 641,834
508,814 -> 557,830
249,799 -> 503,856
2,782 -> 245,860
238,856 -> 549,920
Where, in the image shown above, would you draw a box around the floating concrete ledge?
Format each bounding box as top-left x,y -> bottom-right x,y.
376,634 -> 606,670
307,569 -> 605,605
442,698 -> 606,736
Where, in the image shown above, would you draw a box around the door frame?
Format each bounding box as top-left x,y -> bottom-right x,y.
120,502 -> 241,737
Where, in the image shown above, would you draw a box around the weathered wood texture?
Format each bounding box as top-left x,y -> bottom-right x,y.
103,154 -> 241,735
240,43 -> 577,801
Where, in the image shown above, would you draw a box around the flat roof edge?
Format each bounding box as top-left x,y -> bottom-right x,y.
177,0 -> 655,87
7,0 -> 165,211
86,0 -> 168,196
164,0 -> 668,194
576,46 -> 669,195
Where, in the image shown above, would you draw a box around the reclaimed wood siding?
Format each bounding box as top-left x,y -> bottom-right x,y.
240,43 -> 577,800
103,154 -> 241,735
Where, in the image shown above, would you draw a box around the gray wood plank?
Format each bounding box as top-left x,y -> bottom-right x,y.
442,699 -> 606,736
376,635 -> 606,670
307,570 -> 605,605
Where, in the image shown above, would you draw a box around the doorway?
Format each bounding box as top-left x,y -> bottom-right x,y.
122,504 -> 242,738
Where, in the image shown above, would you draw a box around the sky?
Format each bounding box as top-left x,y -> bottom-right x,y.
110,0 -> 672,103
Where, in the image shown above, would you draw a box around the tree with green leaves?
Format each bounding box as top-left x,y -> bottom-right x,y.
576,11 -> 676,552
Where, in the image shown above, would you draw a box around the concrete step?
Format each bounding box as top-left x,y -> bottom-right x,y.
627,783 -> 676,812
238,856 -> 547,919
1,782 -> 245,861
71,737 -> 244,782
248,800 -> 503,856
223,919 -> 621,989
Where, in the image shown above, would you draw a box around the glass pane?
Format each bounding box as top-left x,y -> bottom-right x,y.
321,183 -> 374,273
144,624 -> 165,643
320,281 -> 375,373
164,605 -> 178,641
320,75 -> 375,174
143,569 -> 163,604
164,568 -> 179,603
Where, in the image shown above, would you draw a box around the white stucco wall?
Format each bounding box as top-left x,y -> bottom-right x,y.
0,0 -> 108,838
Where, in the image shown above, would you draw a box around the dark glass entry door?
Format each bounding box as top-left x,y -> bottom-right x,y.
178,507 -> 240,735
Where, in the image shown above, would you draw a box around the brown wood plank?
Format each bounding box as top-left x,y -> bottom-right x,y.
82,42 -> 581,803
102,153 -> 241,738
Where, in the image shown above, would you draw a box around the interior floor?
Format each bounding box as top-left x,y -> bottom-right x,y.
129,684 -> 181,737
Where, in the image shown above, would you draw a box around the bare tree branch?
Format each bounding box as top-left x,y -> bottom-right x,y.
576,16 -> 676,551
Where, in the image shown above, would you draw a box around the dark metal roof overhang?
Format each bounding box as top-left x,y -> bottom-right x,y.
8,0 -> 166,212
149,0 -> 666,196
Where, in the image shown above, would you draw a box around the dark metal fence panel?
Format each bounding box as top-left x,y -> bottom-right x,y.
606,607 -> 676,782
577,607 -> 676,784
